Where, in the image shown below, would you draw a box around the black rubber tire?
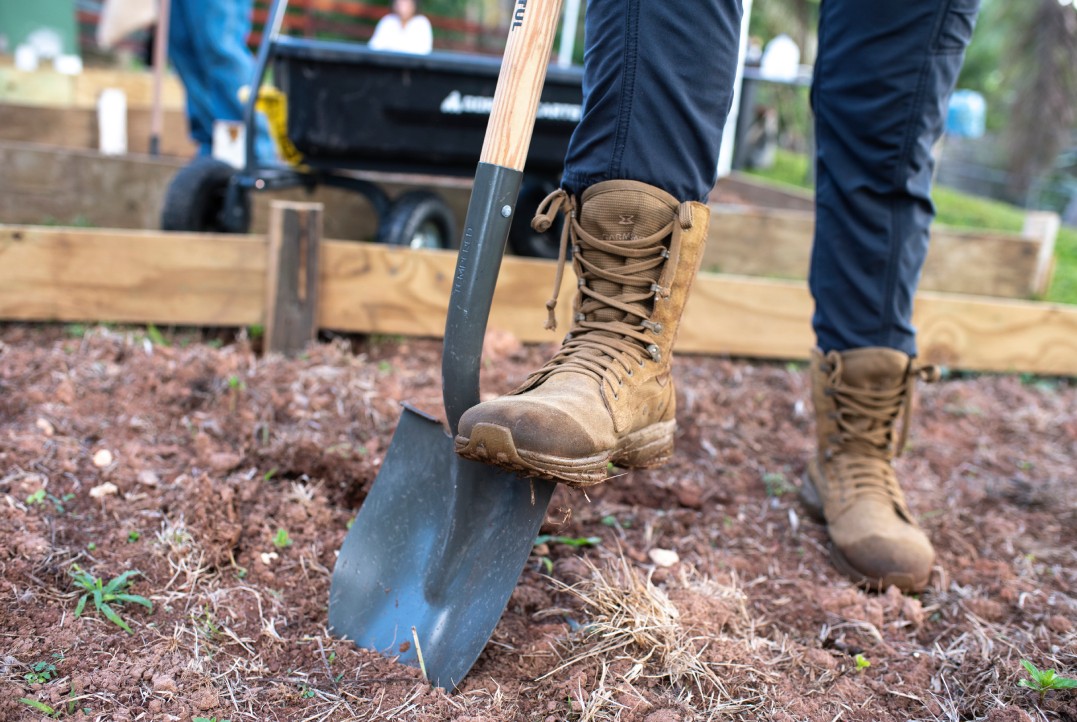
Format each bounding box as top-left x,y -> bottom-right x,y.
509,178 -> 564,259
377,191 -> 457,249
161,156 -> 247,232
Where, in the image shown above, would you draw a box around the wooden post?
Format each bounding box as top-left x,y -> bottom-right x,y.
264,201 -> 323,355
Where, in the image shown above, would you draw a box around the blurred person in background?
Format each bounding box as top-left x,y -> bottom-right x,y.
369,0 -> 433,54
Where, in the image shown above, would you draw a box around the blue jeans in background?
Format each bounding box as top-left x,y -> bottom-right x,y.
561,0 -> 980,356
168,0 -> 277,164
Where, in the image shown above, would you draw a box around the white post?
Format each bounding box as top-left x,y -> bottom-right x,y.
716,0 -> 753,179
557,0 -> 581,67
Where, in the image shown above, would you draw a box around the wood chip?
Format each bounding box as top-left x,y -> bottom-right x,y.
89,482 -> 119,498
92,449 -> 114,467
137,470 -> 159,486
35,418 -> 55,436
260,552 -> 279,566
648,548 -> 680,568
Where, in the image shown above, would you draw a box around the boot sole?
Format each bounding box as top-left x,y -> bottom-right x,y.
454,420 -> 676,488
800,472 -> 929,594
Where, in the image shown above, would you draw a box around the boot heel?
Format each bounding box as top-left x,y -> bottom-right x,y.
614,420 -> 676,469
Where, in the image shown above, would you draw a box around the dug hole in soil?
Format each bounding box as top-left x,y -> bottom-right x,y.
1,324 -> 1074,721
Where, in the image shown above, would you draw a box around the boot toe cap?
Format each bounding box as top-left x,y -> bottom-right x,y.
458,397 -> 605,458
835,526 -> 935,592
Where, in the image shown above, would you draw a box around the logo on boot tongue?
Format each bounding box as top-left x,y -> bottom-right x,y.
604,214 -> 637,240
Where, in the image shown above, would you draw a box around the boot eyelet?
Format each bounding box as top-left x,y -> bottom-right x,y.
627,369 -> 633,377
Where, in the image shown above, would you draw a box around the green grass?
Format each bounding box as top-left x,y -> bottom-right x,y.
743,149 -> 1077,305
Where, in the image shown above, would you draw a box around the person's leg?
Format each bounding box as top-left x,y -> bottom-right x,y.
456,0 -> 743,484
561,0 -> 742,202
810,0 -> 979,355
181,0 -> 277,163
803,0 -> 980,593
168,0 -> 214,155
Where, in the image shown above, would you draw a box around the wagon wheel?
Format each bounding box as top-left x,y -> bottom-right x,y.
377,191 -> 457,250
508,178 -> 564,259
161,157 -> 250,233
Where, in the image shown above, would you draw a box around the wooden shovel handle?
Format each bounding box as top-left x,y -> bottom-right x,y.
479,0 -> 566,171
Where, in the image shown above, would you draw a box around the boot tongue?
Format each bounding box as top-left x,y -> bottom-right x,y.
839,348 -> 909,390
578,180 -> 679,324
835,348 -> 910,454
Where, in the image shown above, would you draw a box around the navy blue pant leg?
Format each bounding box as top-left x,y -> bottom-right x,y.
809,0 -> 980,355
561,0 -> 743,202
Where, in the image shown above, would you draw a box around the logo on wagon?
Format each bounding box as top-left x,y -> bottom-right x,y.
440,91 -> 582,123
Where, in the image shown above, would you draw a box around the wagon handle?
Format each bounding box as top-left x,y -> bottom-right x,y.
479,0 -> 565,171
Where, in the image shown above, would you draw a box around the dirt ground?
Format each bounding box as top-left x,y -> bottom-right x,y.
1,323 -> 1074,721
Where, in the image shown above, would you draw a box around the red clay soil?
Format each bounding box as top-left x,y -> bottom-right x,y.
1,323 -> 1074,721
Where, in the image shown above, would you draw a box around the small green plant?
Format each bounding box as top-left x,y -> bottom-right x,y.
299,684 -> 316,699
127,530 -> 141,543
69,566 -> 153,634
534,534 -> 601,548
854,653 -> 871,672
600,514 -> 632,529
763,472 -> 795,497
18,698 -> 57,717
25,488 -> 73,513
227,375 -> 246,391
194,717 -> 232,722
145,324 -> 168,347
1018,659 -> 1077,702
86,542 -> 97,552
272,528 -> 293,549
377,360 -> 393,373
24,659 -> 58,684
263,467 -> 278,482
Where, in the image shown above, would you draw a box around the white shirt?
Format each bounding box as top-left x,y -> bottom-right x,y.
369,14 -> 433,55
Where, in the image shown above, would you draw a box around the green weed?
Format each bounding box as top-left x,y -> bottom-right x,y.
763,471 -> 795,497
145,324 -> 168,347
272,528 -> 293,549
1018,659 -> 1077,702
127,530 -> 141,543
18,698 -> 56,717
24,657 -> 59,684
69,566 -> 153,634
854,653 -> 871,672
534,534 -> 601,548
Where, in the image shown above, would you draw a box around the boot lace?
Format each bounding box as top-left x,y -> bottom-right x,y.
821,351 -> 939,513
521,188 -> 694,398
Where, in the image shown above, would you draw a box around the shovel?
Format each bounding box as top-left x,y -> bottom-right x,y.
329,0 -> 564,691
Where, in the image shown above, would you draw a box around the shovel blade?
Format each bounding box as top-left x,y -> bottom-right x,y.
329,404 -> 555,690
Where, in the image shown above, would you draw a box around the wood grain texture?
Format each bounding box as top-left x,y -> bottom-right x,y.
479,0 -> 565,170
0,104 -> 196,157
2,226 -> 1075,374
0,226 -> 265,325
0,67 -> 186,110
705,205 -> 1058,298
265,202 -> 323,355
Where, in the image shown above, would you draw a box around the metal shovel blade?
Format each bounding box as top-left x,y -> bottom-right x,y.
329,404 -> 555,689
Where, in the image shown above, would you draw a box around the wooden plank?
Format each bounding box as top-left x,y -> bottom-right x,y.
0,142 -> 185,228
704,205 -> 1056,299
0,226 -> 265,326
1,224 -> 1075,375
0,140 -> 472,241
0,103 -> 196,157
0,67 -> 186,110
265,202 -> 323,355
1024,210 -> 1060,297
318,240 -> 573,341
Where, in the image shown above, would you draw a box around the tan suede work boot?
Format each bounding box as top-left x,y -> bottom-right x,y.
801,347 -> 940,592
455,180 -> 709,487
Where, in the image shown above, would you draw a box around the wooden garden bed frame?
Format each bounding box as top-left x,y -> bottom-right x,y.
2,202 -> 1075,375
